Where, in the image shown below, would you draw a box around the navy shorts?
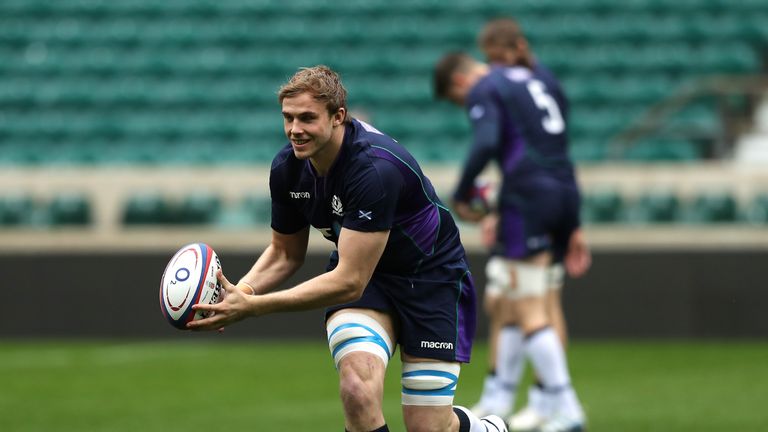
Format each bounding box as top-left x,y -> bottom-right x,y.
326,259 -> 476,363
495,181 -> 581,262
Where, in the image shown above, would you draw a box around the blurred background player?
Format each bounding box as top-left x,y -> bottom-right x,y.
434,20 -> 589,430
466,18 -> 594,432
188,65 -> 507,432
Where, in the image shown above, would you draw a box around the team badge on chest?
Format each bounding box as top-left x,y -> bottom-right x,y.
331,195 -> 344,216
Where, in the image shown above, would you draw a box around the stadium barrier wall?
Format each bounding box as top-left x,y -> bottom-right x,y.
3,249 -> 767,340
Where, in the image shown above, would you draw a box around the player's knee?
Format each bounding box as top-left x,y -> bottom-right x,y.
339,368 -> 375,412
327,312 -> 394,369
338,358 -> 383,416
547,263 -> 565,291
487,257 -> 549,299
401,362 -> 461,407
485,256 -> 509,295
510,261 -> 547,294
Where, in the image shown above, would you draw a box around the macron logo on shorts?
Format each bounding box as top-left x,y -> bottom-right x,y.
421,341 -> 454,350
289,191 -> 310,199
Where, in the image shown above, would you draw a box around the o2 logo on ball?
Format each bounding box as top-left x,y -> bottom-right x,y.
176,268 -> 190,282
165,266 -> 192,312
159,243 -> 221,329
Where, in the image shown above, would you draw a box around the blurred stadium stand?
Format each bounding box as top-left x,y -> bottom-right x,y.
1,0 -> 768,250
3,1 -> 768,341
1,0 -> 767,166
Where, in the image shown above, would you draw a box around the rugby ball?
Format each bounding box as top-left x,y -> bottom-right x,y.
468,179 -> 496,215
159,243 -> 222,330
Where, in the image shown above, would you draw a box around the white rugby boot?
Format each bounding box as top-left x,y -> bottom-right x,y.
480,414 -> 509,432
470,396 -> 513,419
507,386 -> 550,431
507,406 -> 548,432
470,375 -> 514,418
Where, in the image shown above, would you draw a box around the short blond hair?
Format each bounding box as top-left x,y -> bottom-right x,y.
278,65 -> 348,122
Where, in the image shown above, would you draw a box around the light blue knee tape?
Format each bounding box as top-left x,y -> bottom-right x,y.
401,362 -> 461,406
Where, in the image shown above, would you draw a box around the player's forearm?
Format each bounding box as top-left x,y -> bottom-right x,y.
238,243 -> 304,295
453,144 -> 494,202
247,267 -> 365,315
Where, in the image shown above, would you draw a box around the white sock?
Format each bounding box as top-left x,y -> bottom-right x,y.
494,326 -> 524,409
524,327 -> 583,419
475,326 -> 523,416
497,326 -> 525,389
476,374 -> 503,408
525,385 -> 549,415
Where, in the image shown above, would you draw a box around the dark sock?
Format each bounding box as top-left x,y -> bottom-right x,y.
345,426 -> 389,432
524,325 -> 551,340
453,407 -> 471,432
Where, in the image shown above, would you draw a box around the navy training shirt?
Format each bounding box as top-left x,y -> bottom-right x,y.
270,118 -> 467,275
453,64 -> 578,207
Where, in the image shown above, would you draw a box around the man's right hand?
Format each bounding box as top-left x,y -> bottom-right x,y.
565,228 -> 591,278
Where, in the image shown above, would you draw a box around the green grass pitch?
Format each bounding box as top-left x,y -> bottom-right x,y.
1,340 -> 767,431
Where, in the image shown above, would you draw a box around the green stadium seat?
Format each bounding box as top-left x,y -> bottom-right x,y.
122,192 -> 172,225
626,190 -> 680,223
581,189 -> 624,223
178,192 -> 221,224
48,193 -> 92,226
744,193 -> 768,224
569,109 -> 629,141
240,194 -> 272,225
679,191 -> 738,224
570,142 -> 608,163
0,193 -> 35,226
624,140 -> 701,162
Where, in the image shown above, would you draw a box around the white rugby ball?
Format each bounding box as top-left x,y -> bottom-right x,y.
159,242 -> 222,330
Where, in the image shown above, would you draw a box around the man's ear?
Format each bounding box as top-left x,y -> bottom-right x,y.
333,108 -> 346,126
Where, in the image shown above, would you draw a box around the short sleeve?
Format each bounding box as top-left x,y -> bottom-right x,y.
341,159 -> 402,233
269,166 -> 309,234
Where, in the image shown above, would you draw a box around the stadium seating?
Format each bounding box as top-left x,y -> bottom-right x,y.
745,193 -> 768,224
625,190 -> 680,223
679,191 -> 739,223
0,0 -> 766,166
0,192 -> 94,227
240,194 -> 272,225
2,0 -> 767,230
4,187 -> 754,229
178,192 -> 221,225
0,193 -> 35,226
47,192 -> 92,226
581,189 -> 624,223
122,192 -> 171,225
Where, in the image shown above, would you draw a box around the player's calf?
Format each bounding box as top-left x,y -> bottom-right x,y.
400,362 -> 508,432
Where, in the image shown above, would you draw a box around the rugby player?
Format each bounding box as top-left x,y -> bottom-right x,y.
189,65 -> 507,432
434,39 -> 589,431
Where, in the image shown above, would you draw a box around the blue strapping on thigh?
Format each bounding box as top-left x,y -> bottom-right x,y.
329,323 -> 391,359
